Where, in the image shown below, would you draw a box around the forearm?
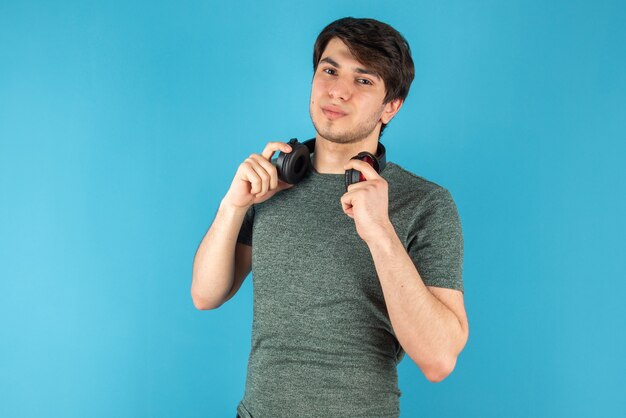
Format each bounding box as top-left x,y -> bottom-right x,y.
191,199 -> 248,309
366,223 -> 466,381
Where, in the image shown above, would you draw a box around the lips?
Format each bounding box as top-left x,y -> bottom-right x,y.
321,105 -> 347,120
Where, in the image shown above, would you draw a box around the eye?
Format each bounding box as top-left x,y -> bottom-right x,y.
322,67 -> 337,75
357,78 -> 373,85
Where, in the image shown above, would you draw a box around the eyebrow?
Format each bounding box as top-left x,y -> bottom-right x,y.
319,57 -> 381,80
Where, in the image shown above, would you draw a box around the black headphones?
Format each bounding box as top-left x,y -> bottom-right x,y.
271,138 -> 387,191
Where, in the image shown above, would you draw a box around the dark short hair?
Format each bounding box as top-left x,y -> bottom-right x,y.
313,17 -> 415,135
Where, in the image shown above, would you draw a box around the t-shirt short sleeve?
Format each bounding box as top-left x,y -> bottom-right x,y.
407,187 -> 464,292
236,205 -> 255,247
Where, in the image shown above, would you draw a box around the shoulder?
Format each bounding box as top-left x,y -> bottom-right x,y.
384,162 -> 454,208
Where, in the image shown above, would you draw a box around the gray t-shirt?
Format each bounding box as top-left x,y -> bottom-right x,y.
235,161 -> 464,418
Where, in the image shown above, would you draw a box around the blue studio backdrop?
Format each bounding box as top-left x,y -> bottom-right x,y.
1,1 -> 625,417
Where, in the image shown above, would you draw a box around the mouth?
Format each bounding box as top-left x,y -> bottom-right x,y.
321,105 -> 347,120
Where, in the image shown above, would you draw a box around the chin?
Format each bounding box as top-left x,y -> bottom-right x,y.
311,122 -> 345,144
319,130 -> 366,144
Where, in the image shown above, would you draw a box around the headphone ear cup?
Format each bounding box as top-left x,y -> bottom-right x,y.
345,168 -> 361,191
344,152 -> 381,191
273,141 -> 311,184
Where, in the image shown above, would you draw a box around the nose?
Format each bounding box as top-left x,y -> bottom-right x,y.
328,77 -> 351,101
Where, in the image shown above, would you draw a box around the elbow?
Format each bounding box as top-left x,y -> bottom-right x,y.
426,322 -> 469,382
423,320 -> 469,383
424,356 -> 457,383
192,296 -> 210,311
191,288 -> 221,311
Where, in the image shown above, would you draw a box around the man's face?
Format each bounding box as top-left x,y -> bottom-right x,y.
309,37 -> 400,144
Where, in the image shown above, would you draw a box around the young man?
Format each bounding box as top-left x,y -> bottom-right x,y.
192,17 -> 469,418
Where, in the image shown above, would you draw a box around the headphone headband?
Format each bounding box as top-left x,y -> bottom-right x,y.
273,137 -> 387,187
301,138 -> 387,172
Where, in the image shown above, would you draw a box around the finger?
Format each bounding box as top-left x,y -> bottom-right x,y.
241,162 -> 262,195
343,159 -> 380,181
244,155 -> 271,196
261,141 -> 292,161
277,179 -> 295,190
341,198 -> 354,218
346,181 -> 367,192
248,154 -> 278,190
340,193 -> 353,212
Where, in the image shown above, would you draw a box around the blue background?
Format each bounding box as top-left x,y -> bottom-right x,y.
1,1 -> 625,417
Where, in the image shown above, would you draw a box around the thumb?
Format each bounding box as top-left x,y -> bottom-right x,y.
277,180 -> 295,191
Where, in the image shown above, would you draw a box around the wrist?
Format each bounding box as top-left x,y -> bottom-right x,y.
219,196 -> 251,214
364,221 -> 397,249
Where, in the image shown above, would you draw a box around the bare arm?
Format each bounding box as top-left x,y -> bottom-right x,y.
190,141 -> 294,310
223,243 -> 252,304
191,200 -> 252,310
367,223 -> 468,382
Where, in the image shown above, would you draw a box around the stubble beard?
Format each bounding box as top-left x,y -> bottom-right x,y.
310,104 -> 385,145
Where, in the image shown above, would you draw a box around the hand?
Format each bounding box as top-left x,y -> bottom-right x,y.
223,141 -> 295,209
340,159 -> 394,243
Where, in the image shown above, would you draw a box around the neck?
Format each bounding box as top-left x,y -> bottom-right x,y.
311,136 -> 380,174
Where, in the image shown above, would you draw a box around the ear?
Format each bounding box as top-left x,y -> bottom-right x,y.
381,98 -> 404,124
